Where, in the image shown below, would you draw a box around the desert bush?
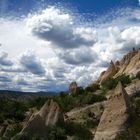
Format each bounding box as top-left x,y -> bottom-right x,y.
136,71 -> 140,79
64,121 -> 93,140
5,124 -> 22,138
48,125 -> 67,140
28,97 -> 48,110
101,74 -> 132,90
54,92 -> 106,112
85,83 -> 100,92
0,100 -> 28,123
101,77 -> 116,90
115,74 -> 131,86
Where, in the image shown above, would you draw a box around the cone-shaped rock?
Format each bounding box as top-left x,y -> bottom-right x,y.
39,99 -> 64,126
94,82 -> 132,140
19,99 -> 64,139
99,61 -> 117,84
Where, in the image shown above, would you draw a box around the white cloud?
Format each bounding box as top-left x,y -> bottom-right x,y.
27,7 -> 97,49
0,7 -> 140,92
57,47 -> 97,65
19,50 -> 46,76
0,51 -> 13,66
0,18 -> 54,59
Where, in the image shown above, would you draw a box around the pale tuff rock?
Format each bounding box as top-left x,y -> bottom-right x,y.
19,99 -> 64,138
0,125 -> 7,137
97,49 -> 140,83
99,61 -> 117,84
125,79 -> 140,96
94,82 -> 132,140
39,99 -> 64,126
69,81 -> 78,94
115,50 -> 140,77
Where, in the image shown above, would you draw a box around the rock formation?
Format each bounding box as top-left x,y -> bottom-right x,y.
69,81 -> 78,94
97,49 -> 140,84
98,61 -> 117,84
94,82 -> 132,140
19,99 -> 64,139
0,125 -> 7,137
115,49 -> 140,77
125,79 -> 140,96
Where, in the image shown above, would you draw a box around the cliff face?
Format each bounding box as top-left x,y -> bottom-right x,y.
115,50 -> 140,77
98,49 -> 140,83
94,82 -> 132,140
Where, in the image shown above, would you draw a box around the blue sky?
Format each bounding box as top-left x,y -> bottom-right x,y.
0,0 -> 139,16
0,0 -> 140,92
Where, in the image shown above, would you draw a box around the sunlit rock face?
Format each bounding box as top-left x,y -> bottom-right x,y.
98,60 -> 117,84
97,49 -> 140,84
69,81 -> 78,94
19,99 -> 64,139
94,82 -> 132,140
115,49 -> 140,77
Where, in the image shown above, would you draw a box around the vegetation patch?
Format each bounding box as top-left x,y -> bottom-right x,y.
54,92 -> 106,112
101,74 -> 132,90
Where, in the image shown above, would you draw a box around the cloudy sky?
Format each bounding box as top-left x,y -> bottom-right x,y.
0,0 -> 140,92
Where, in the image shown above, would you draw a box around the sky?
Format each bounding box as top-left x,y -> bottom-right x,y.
0,0 -> 140,92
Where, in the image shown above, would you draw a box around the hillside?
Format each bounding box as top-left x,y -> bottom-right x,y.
0,49 -> 140,140
0,90 -> 57,102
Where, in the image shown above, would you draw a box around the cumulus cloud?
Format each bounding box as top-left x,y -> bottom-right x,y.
0,51 -> 13,66
0,7 -> 140,92
0,75 -> 12,82
20,51 -> 46,76
27,7 -> 97,49
57,47 -> 97,65
106,26 -> 140,54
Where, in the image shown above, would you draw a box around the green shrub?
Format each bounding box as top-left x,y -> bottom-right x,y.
76,87 -> 85,95
101,77 -> 116,90
136,71 -> 140,79
114,132 -> 130,140
64,121 -> 93,140
12,134 -> 44,140
48,125 -> 67,140
101,74 -> 132,90
54,92 -> 106,112
0,100 -> 28,123
3,124 -> 22,139
115,74 -> 131,86
85,83 -> 100,92
28,97 -> 48,110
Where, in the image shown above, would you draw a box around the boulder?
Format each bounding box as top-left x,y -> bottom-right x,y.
94,82 -> 132,140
